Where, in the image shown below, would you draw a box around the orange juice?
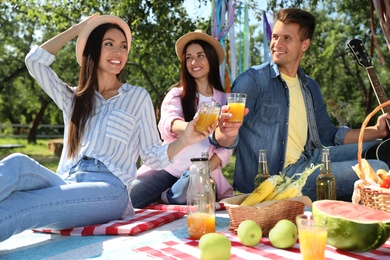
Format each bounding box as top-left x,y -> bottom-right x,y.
195,112 -> 218,132
298,226 -> 327,260
187,212 -> 215,239
228,103 -> 245,122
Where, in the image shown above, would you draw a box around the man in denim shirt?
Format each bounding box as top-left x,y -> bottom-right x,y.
219,8 -> 390,201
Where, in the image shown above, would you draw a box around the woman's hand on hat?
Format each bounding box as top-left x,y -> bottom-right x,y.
40,14 -> 101,55
74,13 -> 100,36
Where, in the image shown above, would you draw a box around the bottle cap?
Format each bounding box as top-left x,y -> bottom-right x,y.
190,158 -> 208,162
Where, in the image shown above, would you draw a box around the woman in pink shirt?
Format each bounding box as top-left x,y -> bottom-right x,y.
130,30 -> 234,207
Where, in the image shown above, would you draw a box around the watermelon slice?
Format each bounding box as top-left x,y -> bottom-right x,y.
312,200 -> 390,252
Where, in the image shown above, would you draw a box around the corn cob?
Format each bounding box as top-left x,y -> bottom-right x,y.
265,171 -> 303,201
264,174 -> 293,201
240,175 -> 281,206
273,183 -> 301,200
273,163 -> 323,200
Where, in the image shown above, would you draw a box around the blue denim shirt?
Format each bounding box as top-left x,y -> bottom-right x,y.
227,61 -> 349,193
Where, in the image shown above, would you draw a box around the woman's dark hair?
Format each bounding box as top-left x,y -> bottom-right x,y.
67,23 -> 126,158
179,40 -> 224,122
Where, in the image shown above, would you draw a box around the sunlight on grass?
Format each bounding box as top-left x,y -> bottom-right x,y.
0,137 -> 237,184
222,154 -> 235,185
0,138 -> 59,172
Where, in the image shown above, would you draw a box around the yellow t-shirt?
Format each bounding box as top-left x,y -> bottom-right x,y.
281,73 -> 308,168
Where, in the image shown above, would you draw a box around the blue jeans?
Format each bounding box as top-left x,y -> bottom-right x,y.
0,153 -> 128,242
285,140 -> 389,201
130,169 -> 190,208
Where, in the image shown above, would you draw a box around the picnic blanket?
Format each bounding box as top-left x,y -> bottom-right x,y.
33,208 -> 185,236
133,230 -> 390,260
32,202 -> 225,237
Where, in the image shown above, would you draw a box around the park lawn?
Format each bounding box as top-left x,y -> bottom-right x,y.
0,138 -> 59,172
0,137 -> 237,185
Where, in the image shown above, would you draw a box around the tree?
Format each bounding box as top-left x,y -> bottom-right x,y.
267,0 -> 390,127
1,0 -> 389,142
0,0 -> 198,141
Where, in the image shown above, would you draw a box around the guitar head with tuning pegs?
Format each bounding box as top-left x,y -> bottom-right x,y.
347,39 -> 390,166
347,39 -> 372,69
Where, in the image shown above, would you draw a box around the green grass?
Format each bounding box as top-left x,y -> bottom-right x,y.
0,137 -> 237,185
0,138 -> 59,172
222,155 -> 235,185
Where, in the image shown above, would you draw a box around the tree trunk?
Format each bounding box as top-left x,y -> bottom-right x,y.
27,100 -> 49,144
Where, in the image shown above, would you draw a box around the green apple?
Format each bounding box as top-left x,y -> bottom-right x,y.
237,219 -> 262,246
199,233 -> 231,260
268,219 -> 297,249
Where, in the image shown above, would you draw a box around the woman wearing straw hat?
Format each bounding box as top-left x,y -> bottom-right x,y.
130,30 -> 234,208
0,15 -> 212,242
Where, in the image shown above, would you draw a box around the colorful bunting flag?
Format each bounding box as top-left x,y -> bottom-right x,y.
263,11 -> 272,62
210,2 -> 274,88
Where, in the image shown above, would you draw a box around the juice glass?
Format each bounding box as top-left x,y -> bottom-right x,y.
195,102 -> 220,132
227,93 -> 247,122
187,212 -> 216,239
296,214 -> 327,260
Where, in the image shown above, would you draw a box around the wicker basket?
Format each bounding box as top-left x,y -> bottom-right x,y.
222,194 -> 305,236
358,183 -> 390,213
356,100 -> 390,214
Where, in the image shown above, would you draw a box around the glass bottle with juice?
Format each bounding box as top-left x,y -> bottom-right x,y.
254,149 -> 270,189
201,152 -> 217,199
187,157 -> 216,239
316,148 -> 336,200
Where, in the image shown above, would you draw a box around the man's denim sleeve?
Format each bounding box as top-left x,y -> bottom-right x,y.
334,126 -> 350,145
209,131 -> 238,149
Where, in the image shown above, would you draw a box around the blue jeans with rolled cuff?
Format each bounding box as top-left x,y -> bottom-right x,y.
0,153 -> 128,242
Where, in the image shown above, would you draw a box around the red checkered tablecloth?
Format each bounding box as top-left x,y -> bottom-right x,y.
32,203 -> 225,236
33,209 -> 185,236
133,230 -> 390,259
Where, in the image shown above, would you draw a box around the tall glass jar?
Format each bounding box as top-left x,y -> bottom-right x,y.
187,157 -> 216,239
201,151 -> 217,199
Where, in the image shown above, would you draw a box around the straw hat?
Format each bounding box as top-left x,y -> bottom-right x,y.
175,29 -> 224,64
76,15 -> 132,66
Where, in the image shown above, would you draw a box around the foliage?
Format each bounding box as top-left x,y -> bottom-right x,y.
0,136 -> 236,183
1,0 -> 390,139
0,0 -> 200,139
267,0 -> 390,127
0,138 -> 59,171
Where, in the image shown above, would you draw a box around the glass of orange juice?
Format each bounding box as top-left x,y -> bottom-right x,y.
187,212 -> 216,239
296,213 -> 327,260
195,102 -> 221,132
226,93 -> 247,122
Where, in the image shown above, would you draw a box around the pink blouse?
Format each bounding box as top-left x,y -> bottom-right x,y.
138,87 -> 234,200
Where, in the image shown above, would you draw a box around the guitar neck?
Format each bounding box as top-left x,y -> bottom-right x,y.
366,67 -> 390,129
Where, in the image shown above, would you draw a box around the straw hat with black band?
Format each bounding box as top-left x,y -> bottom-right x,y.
175,29 -> 225,65
76,15 -> 132,66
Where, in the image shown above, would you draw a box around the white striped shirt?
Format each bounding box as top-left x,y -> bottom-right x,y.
25,45 -> 172,216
